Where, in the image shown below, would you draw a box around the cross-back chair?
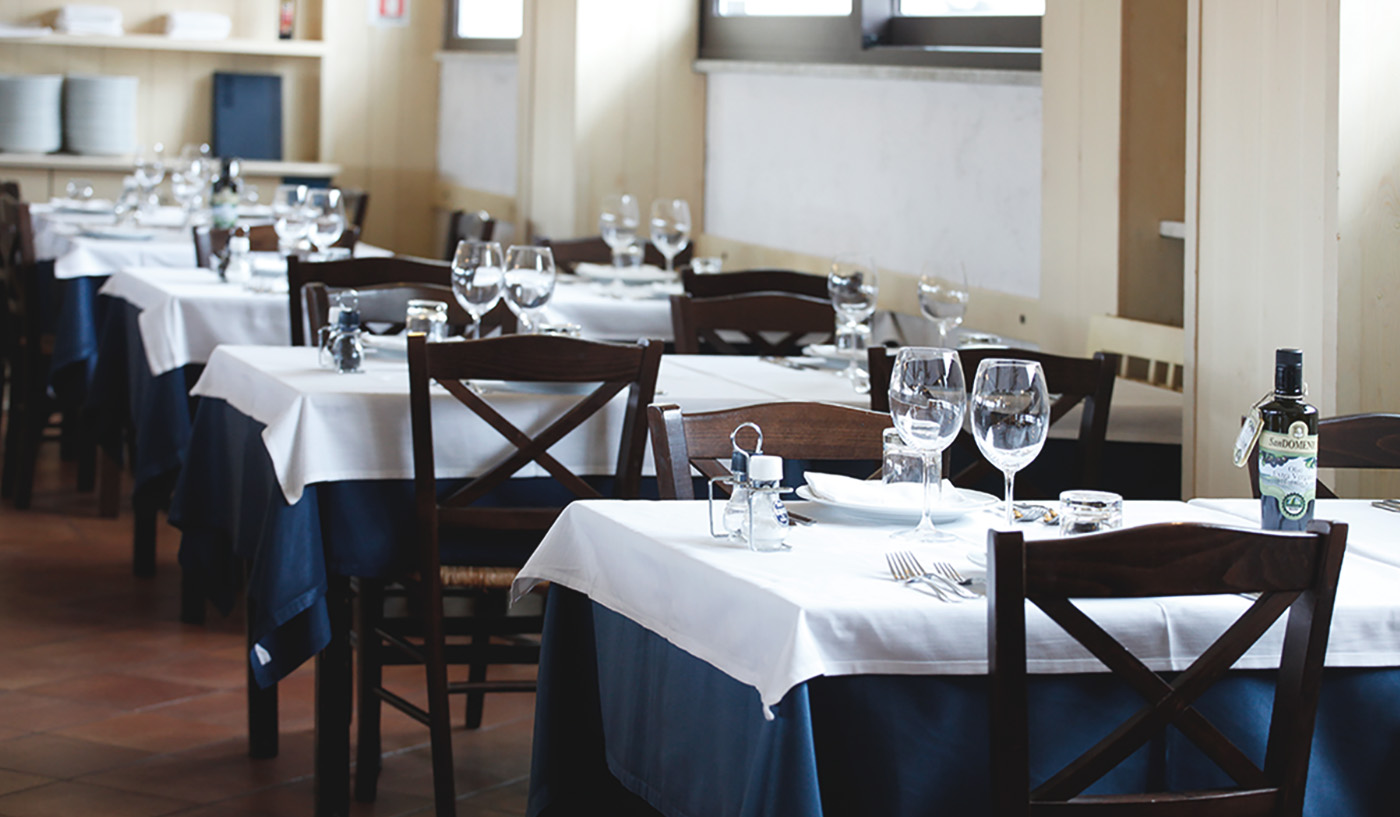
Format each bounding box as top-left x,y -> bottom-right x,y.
670,292 -> 836,356
648,401 -> 893,500
869,347 -> 1119,495
301,281 -> 515,341
443,209 -> 495,261
340,187 -> 370,229
0,193 -> 57,509
988,519 -> 1347,816
540,235 -> 691,275
288,255 -> 454,346
354,333 -> 662,816
680,267 -> 830,299
1247,412 -> 1400,500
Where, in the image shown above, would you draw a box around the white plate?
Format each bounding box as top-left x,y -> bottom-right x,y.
79,226 -> 155,241
794,484 -> 998,524
573,262 -> 675,285
51,198 -> 113,215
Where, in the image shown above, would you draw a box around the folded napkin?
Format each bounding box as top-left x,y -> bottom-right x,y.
0,24 -> 53,38
804,472 -> 963,511
55,4 -> 123,36
164,11 -> 232,40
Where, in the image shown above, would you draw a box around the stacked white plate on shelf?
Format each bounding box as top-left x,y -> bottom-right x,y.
64,74 -> 137,155
0,74 -> 63,153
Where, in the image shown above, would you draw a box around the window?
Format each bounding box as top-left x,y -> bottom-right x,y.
444,0 -> 523,52
700,0 -> 1041,71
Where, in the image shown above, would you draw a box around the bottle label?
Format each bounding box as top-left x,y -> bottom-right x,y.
1258,421 -> 1317,521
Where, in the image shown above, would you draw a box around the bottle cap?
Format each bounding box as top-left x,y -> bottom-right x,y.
748,455 -> 783,483
1274,348 -> 1303,395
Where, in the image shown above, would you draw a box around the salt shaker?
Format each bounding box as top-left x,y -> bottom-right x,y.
327,308 -> 364,374
743,455 -> 789,552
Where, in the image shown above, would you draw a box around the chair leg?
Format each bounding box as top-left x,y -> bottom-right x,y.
464,593 -> 503,729
132,485 -> 159,577
423,583 -> 457,817
0,393 -> 18,499
96,447 -> 120,518
11,398 -> 46,510
354,579 -> 384,803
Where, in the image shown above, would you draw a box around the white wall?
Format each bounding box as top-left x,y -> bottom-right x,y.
704,68 -> 1042,298
437,54 -> 518,197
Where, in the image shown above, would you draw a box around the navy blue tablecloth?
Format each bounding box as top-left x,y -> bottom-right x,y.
48,272 -> 106,387
530,586 -> 1398,817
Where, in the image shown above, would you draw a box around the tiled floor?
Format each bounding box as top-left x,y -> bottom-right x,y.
0,441 -> 533,816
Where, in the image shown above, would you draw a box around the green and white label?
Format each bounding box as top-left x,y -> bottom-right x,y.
1258,421 -> 1317,520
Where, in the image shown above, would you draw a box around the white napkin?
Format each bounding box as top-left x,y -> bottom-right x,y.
164,12 -> 232,40
803,472 -> 961,511
56,5 -> 124,36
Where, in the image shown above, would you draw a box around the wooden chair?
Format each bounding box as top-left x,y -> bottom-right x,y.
443,209 -> 495,261
287,255 -> 456,346
540,235 -> 691,275
648,401 -> 892,500
988,519 -> 1347,816
193,224 -> 360,269
1247,412 -> 1400,500
1087,314 -> 1185,391
301,282 -> 515,341
670,292 -> 836,356
0,193 -> 55,509
681,267 -> 829,299
340,187 -> 370,229
355,333 -> 662,816
869,347 -> 1119,495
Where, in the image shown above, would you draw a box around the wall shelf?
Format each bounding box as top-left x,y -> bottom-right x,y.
7,32 -> 326,58
0,153 -> 340,178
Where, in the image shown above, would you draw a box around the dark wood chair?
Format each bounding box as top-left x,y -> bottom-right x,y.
301,282 -> 515,341
340,187 -> 370,229
1247,412 -> 1400,500
193,224 -> 360,269
680,267 -> 829,299
287,255 -> 456,346
648,401 -> 892,500
540,235 -> 692,275
670,292 -> 836,356
869,347 -> 1119,495
0,194 -> 55,510
988,519 -> 1347,816
443,209 -> 495,261
355,333 -> 662,816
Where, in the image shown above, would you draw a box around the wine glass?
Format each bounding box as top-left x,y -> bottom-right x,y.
503,245 -> 557,333
272,184 -> 311,256
649,198 -> 691,274
169,157 -> 205,226
970,359 -> 1050,526
828,254 -> 879,386
600,194 -> 640,266
918,263 -> 970,348
450,240 -> 505,339
132,142 -> 165,216
307,188 -> 346,258
888,347 -> 967,542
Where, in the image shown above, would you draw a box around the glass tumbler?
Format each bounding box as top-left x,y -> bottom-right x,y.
882,427 -> 927,485
1058,490 -> 1124,535
406,299 -> 449,341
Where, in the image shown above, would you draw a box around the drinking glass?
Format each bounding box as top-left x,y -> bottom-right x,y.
828,254 -> 878,386
450,239 -> 504,338
169,158 -> 205,226
132,142 -> 165,215
308,188 -> 347,257
272,184 -> 311,255
888,347 -> 966,542
64,178 -> 94,202
970,358 -> 1050,526
649,198 -> 691,273
503,245 -> 557,333
918,263 -> 970,348
599,194 -> 640,267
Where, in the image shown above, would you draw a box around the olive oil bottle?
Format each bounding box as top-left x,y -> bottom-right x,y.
1257,348 -> 1318,530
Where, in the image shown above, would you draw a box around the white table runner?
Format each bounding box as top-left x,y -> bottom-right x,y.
514,499 -> 1400,714
190,347 -> 868,504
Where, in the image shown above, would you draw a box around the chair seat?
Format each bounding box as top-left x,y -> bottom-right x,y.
439,565 -> 519,590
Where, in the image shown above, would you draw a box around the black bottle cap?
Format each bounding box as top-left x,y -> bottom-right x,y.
1275,348 -> 1303,396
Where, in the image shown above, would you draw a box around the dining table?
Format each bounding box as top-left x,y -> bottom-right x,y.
517,497 -> 1400,817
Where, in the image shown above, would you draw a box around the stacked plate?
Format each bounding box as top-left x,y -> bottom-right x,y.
0,74 -> 62,153
64,74 -> 137,156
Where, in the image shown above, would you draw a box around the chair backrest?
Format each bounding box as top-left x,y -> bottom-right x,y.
0,194 -> 43,374
288,255 -> 453,345
444,209 -> 495,261
1246,412 -> 1400,500
1087,314 -> 1185,392
648,401 -> 892,500
869,347 -> 1119,493
540,235 -> 692,275
988,520 -> 1347,816
301,281 -> 516,341
681,268 -> 830,299
670,292 -> 836,356
194,224 -> 360,269
340,187 -> 369,229
407,334 -> 662,567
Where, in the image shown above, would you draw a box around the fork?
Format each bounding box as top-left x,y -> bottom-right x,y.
930,561 -> 979,599
1371,499 -> 1400,513
884,551 -> 961,602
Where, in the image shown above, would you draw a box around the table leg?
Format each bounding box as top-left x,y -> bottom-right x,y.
96,447 -> 120,518
246,583 -> 277,758
315,575 -> 352,817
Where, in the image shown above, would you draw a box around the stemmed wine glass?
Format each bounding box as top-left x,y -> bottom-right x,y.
918,263 -> 970,348
600,194 -> 640,265
169,156 -> 205,227
888,347 -> 967,542
450,239 -> 504,339
827,255 -> 878,389
272,184 -> 311,256
503,245 -> 557,333
649,198 -> 691,274
970,359 -> 1050,526
132,142 -> 165,218
307,188 -> 346,258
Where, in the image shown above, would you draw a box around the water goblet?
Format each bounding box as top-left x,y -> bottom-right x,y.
600,194 -> 640,266
450,239 -> 505,339
970,358 -> 1050,526
888,347 -> 966,542
828,254 -> 878,386
918,263 -> 970,348
307,188 -> 346,258
503,245 -> 557,334
272,184 -> 311,256
649,198 -> 691,274
133,142 -> 165,216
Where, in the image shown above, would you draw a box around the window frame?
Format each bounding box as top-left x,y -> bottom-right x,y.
443,0 -> 520,53
699,0 -> 1041,72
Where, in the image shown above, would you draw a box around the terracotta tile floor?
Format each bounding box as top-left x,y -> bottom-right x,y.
0,438 -> 533,816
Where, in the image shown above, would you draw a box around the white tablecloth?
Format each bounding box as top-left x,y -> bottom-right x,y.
514,498 -> 1400,714
189,347 -> 869,504
542,278 -> 678,342
1190,498 -> 1400,569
